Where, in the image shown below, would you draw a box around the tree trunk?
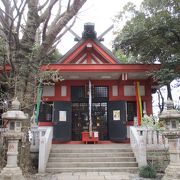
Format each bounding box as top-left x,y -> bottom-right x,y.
157,89 -> 164,113
167,83 -> 173,100
0,0 -> 87,115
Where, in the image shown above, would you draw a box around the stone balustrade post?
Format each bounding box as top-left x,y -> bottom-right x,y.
137,129 -> 147,167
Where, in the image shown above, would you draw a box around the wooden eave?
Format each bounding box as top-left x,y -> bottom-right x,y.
41,64 -> 161,72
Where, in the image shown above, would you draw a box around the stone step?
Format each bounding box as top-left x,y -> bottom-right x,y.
48,156 -> 136,162
49,152 -> 135,157
46,167 -> 138,173
46,161 -> 138,168
52,144 -> 131,148
51,148 -> 133,153
46,144 -> 137,173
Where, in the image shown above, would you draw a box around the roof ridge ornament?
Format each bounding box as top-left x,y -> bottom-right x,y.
82,22 -> 97,39
65,23 -> 113,42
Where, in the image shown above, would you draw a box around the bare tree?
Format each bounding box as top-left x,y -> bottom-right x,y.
157,89 -> 164,113
0,0 -> 87,112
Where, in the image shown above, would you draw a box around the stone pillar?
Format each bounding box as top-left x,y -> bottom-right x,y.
0,136 -> 25,180
162,133 -> 180,180
138,129 -> 147,167
159,99 -> 180,180
6,139 -> 19,167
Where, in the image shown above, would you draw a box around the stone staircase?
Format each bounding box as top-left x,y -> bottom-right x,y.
46,144 -> 138,173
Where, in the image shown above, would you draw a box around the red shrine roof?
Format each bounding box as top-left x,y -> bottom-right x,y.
56,23 -> 120,65
41,23 -> 161,81
57,39 -> 120,64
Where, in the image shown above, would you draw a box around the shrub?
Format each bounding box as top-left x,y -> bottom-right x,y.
139,165 -> 157,178
141,115 -> 165,131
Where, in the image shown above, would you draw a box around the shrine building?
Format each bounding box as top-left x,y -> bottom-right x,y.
39,23 -> 160,143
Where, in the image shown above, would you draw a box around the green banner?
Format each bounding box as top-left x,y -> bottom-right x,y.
35,80 -> 43,125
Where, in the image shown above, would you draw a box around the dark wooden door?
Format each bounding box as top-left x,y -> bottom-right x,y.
108,101 -> 127,141
53,102 -> 72,141
72,103 -> 89,141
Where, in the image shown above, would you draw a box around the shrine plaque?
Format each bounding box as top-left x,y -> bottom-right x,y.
59,111 -> 67,121
113,110 -> 120,121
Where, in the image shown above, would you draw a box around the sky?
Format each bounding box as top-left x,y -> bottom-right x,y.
58,0 -> 180,115
59,0 -> 143,54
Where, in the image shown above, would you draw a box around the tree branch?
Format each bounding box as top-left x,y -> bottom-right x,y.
0,6 -> 13,23
16,0 -> 27,39
0,12 -> 9,32
39,0 -> 59,23
20,0 -> 40,52
42,0 -> 57,41
52,16 -> 76,47
67,0 -> 71,11
38,0 -> 87,62
49,0 -> 63,28
157,89 -> 164,113
38,0 -> 50,11
2,0 -> 12,27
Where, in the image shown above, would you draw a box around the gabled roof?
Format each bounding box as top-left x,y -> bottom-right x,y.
56,39 -> 121,65
56,23 -> 121,65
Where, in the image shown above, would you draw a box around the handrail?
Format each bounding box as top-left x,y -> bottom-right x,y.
130,126 -> 169,167
130,126 -> 147,167
38,126 -> 53,173
30,126 -> 39,152
145,129 -> 168,150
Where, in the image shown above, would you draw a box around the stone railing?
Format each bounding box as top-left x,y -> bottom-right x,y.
38,126 -> 53,173
130,126 -> 147,167
145,129 -> 168,150
130,126 -> 168,167
30,126 -> 39,152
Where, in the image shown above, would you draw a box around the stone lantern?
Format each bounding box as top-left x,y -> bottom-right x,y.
0,98 -> 28,180
159,99 -> 180,180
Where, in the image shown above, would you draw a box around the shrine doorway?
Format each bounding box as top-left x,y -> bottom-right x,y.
72,102 -> 108,141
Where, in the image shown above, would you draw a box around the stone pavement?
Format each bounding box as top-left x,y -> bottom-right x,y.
25,172 -> 162,180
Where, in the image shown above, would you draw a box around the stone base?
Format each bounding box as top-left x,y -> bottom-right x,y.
162,164 -> 180,180
0,167 -> 25,180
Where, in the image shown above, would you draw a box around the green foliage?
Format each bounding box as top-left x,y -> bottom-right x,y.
47,49 -> 62,64
142,115 -> 165,130
139,165 -> 157,178
113,0 -> 180,85
142,115 -> 155,128
114,49 -> 140,63
148,68 -> 179,86
39,70 -> 63,82
114,49 -> 128,63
